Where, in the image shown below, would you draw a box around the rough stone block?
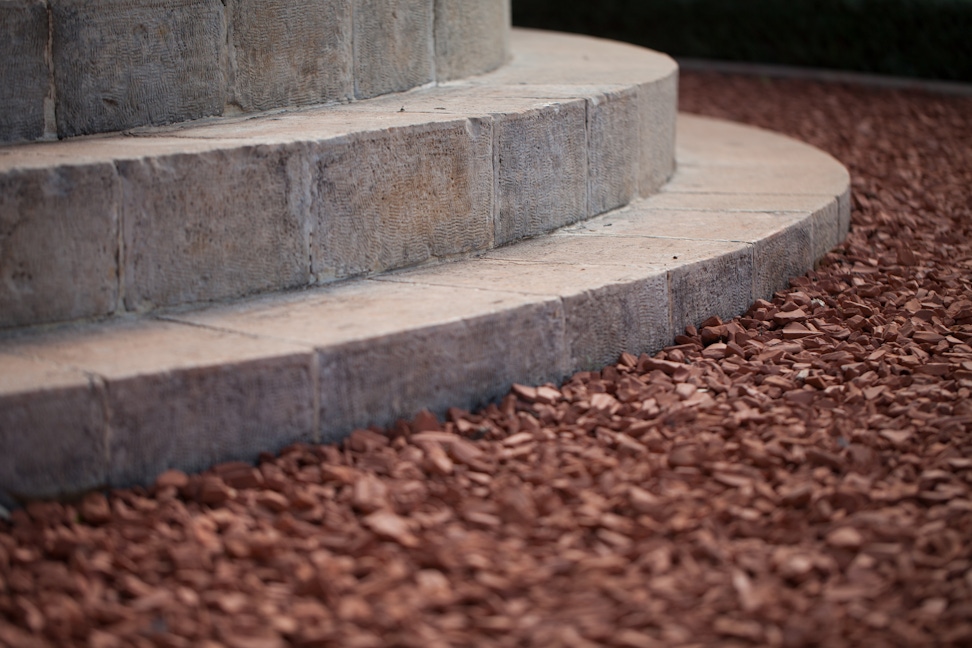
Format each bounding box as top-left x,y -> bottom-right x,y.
0,353 -> 107,504
495,101 -> 587,246
230,0 -> 353,112
668,242 -> 753,334
639,73 -> 678,196
434,0 -> 509,81
51,0 -> 225,137
754,218 -> 813,300
311,118 -> 493,281
317,299 -> 566,439
353,0 -> 433,99
0,0 -> 50,143
810,199 -> 842,262
0,163 -> 120,328
588,88 -> 640,215
119,145 -> 310,311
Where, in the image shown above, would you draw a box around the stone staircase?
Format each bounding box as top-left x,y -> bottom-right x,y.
0,1 -> 850,506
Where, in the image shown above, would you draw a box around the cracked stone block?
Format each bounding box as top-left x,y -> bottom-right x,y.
51,0 -> 225,137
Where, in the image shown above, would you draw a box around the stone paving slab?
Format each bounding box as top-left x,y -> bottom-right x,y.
0,114 -> 850,504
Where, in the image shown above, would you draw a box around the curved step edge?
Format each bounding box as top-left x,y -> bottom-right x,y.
0,113 -> 850,504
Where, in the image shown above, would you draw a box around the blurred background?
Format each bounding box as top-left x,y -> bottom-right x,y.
513,0 -> 972,82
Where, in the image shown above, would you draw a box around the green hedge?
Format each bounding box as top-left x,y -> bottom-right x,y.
513,0 -> 972,82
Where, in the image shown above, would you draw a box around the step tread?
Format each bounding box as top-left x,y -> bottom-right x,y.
0,113 -> 850,502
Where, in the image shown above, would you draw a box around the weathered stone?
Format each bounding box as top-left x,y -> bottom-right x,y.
353,0 -> 433,99
669,242 -> 753,333
588,88 -> 640,215
317,298 -> 566,439
0,353 -> 106,504
230,0 -> 353,112
50,0 -> 225,137
434,0 -> 509,81
310,118 -> 493,281
495,100 -> 588,245
0,0 -> 50,143
119,145 -> 310,311
0,163 -> 119,328
754,217 -> 813,299
639,73 -> 678,195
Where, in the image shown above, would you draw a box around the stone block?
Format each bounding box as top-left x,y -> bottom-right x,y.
353,0 -> 433,99
119,145 -> 310,311
495,101 -> 587,245
810,199 -> 842,262
7,319 -> 316,488
0,0 -> 50,143
639,72 -> 678,195
0,353 -> 107,504
50,0 -> 225,137
0,163 -> 120,328
668,242 -> 753,334
754,217 -> 813,300
434,0 -> 509,81
317,298 -> 566,439
588,88 -> 640,215
230,0 -> 353,112
310,118 -> 493,280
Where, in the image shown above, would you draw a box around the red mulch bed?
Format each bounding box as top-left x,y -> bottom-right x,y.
2,72 -> 971,648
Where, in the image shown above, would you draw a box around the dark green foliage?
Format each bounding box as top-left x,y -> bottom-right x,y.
513,0 -> 972,81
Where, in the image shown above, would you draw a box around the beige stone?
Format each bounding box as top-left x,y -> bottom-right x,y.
588,88 -> 640,215
753,218 -> 813,299
0,353 -> 107,503
639,72 -> 678,195
434,0 -> 509,81
310,117 -> 493,280
7,319 -> 316,487
0,163 -> 120,327
0,0 -> 50,143
119,145 -> 310,311
353,0 -> 433,99
494,100 -> 588,245
230,0 -> 353,111
668,243 -> 754,334
50,0 -> 225,138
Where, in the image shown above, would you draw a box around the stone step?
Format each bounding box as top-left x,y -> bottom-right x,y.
1,0 -> 511,144
0,113 -> 850,505
0,28 -> 678,330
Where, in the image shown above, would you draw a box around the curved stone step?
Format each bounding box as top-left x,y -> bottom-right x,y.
0,29 -> 677,330
0,113 -> 850,504
0,0 -> 511,143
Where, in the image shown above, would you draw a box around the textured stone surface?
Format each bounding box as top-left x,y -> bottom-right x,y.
318,297 -> 566,439
230,0 -> 353,112
494,101 -> 588,245
639,73 -> 678,195
119,146 -> 309,311
50,0 -> 225,138
311,118 -> 493,280
752,217 -> 813,299
434,0 -> 509,81
669,243 -> 754,333
588,88 -> 640,215
0,0 -> 50,143
0,163 -> 120,328
7,319 -> 315,488
353,0 -> 433,99
0,353 -> 106,504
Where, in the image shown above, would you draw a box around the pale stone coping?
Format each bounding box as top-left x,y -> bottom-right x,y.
0,0 -> 511,144
0,29 -> 679,329
0,114 -> 851,503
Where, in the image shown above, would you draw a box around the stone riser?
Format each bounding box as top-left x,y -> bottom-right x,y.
0,0 -> 510,144
0,114 -> 851,505
0,30 -> 678,329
